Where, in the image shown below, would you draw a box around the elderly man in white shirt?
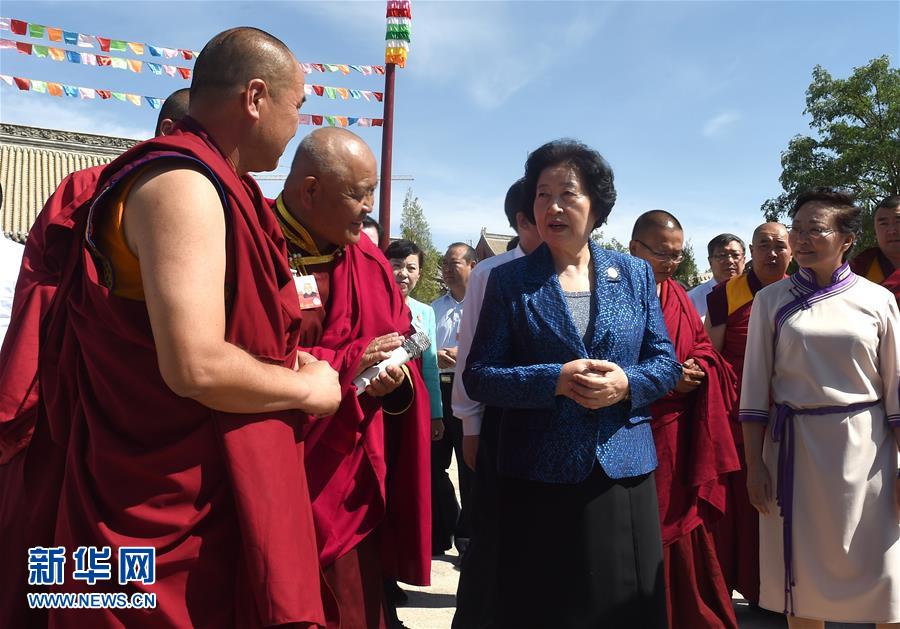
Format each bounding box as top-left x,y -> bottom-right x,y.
450,178 -> 543,629
687,233 -> 746,320
430,241 -> 477,556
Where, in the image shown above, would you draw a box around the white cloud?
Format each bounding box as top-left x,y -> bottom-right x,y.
296,2 -> 615,110
702,111 -> 741,138
1,90 -> 149,139
402,187 -> 512,250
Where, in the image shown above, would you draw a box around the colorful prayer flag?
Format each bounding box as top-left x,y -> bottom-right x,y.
162,47 -> 177,58
177,67 -> 191,79
47,27 -> 62,42
47,82 -> 63,96
66,50 -> 81,63
78,87 -> 95,99
126,93 -> 141,106
145,96 -> 163,109
14,76 -> 30,90
163,65 -> 176,77
0,38 -> 14,49
148,45 -> 162,57
65,31 -> 79,46
147,62 -> 162,75
48,47 -> 65,61
109,39 -> 126,52
30,80 -> 47,93
0,18 -> 10,31
97,55 -> 112,66
127,59 -> 142,73
63,84 -> 77,97
96,89 -> 111,99
97,36 -> 110,51
81,53 -> 97,66
127,42 -> 144,55
33,45 -> 49,58
77,33 -> 94,47
0,74 -> 13,86
28,23 -> 45,38
10,19 -> 26,35
180,49 -> 192,59
110,57 -> 127,70
15,42 -> 31,55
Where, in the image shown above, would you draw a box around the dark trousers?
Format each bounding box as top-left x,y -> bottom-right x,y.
452,407 -> 502,629
430,376 -> 473,553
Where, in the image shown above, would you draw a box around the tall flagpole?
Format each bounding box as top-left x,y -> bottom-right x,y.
378,63 -> 396,250
378,0 -> 410,249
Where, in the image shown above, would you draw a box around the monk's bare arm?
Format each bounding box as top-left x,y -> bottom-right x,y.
124,165 -> 340,415
704,317 -> 726,353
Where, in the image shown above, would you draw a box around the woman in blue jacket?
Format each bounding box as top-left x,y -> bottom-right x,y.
463,139 -> 681,628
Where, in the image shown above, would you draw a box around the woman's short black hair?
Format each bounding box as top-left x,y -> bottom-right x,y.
523,139 -> 616,230
790,187 -> 861,261
385,239 -> 424,268
789,187 -> 861,235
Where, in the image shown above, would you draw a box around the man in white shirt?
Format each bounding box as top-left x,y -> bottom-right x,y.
0,235 -> 25,347
687,233 -> 746,320
430,242 -> 477,556
451,178 -> 542,629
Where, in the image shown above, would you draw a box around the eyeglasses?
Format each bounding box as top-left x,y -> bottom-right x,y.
636,239 -> 684,263
711,252 -> 744,262
788,226 -> 835,240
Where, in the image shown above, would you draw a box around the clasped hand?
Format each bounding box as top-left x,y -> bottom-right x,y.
556,359 -> 629,410
674,357 -> 705,394
357,333 -> 406,397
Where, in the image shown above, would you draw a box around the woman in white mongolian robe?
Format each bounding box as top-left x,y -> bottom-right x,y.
739,190 -> 900,627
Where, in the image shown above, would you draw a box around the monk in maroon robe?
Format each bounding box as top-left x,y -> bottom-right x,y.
6,30 -> 342,628
274,128 -> 431,628
704,222 -> 791,605
630,210 -> 740,629
0,90 -> 189,627
850,195 -> 900,303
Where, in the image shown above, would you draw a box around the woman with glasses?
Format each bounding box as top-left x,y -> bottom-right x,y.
463,139 -> 681,628
739,188 -> 900,627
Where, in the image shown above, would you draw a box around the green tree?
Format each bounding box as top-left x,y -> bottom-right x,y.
590,230 -> 629,253
673,240 -> 701,288
399,189 -> 442,303
762,56 -> 900,250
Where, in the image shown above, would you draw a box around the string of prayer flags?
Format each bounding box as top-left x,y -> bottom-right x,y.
2,73 -> 385,123
1,16 -> 384,75
1,73 -> 146,106
1,38 -> 192,78
385,0 -> 411,67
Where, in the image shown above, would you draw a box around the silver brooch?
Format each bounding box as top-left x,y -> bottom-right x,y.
606,267 -> 620,281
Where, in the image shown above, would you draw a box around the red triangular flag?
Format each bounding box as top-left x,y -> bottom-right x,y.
372,119 -> 383,127
10,19 -> 27,35
312,63 -> 325,73
313,84 -> 324,96
374,92 -> 384,102
96,89 -> 111,99
96,36 -> 111,52
97,55 -> 112,66
13,76 -> 30,90
15,42 -> 32,55
177,67 -> 191,79
180,49 -> 193,60
311,114 -> 323,126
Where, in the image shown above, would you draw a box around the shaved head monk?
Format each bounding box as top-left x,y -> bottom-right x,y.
704,221 -> 791,605
851,195 -> 900,305
274,127 -> 431,627
0,87 -> 192,627
14,28 -> 341,628
629,210 -> 741,629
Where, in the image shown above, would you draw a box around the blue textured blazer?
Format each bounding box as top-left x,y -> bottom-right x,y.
462,241 -> 681,483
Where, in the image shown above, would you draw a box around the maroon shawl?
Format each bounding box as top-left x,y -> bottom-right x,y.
33,118 -> 323,627
651,279 -> 740,545
302,234 -> 432,586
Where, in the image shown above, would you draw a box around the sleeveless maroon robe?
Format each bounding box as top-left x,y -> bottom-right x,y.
30,118 -> 323,628
651,279 -> 740,629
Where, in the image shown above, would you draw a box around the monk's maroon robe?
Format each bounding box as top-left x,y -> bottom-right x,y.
0,165 -> 105,627
851,246 -> 900,304
279,218 -> 431,628
651,279 -> 740,629
705,269 -> 777,604
31,119 -> 324,627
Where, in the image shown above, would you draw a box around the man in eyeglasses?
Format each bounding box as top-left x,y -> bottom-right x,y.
687,234 -> 746,320
629,210 -> 741,629
703,221 -> 791,607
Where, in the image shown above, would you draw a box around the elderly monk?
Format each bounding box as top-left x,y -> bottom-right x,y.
629,210 -> 740,629
704,221 -> 791,605
17,28 -> 342,628
0,88 -> 191,627
274,127 -> 431,628
851,195 -> 900,304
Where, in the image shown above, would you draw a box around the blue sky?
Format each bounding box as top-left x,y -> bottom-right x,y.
1,1 -> 897,269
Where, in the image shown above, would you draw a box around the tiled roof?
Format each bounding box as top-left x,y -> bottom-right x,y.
0,123 -> 136,243
475,229 -> 514,259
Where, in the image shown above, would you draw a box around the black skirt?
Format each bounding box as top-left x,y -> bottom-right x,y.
498,465 -> 667,629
